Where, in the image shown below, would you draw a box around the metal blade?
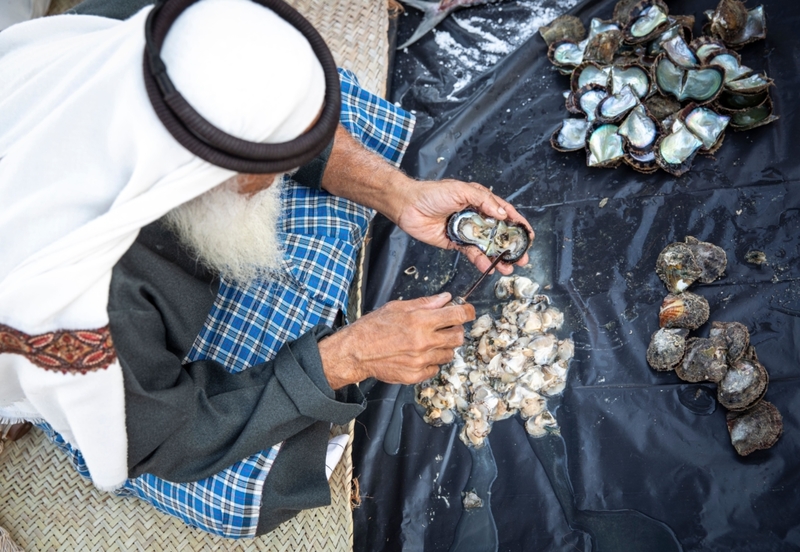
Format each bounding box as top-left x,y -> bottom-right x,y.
459,251 -> 508,302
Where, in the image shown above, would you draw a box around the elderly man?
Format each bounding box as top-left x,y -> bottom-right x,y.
0,0 -> 531,538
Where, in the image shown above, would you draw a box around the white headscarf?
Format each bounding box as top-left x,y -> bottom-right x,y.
0,0 -> 325,490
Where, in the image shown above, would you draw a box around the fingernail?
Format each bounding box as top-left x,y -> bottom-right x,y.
439,292 -> 450,298
498,207 -> 507,215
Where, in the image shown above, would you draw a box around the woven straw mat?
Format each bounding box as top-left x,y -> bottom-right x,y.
1,1 -> 390,550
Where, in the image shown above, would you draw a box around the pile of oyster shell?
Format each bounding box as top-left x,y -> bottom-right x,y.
416,276 -> 573,448
647,237 -> 783,456
542,0 -> 778,176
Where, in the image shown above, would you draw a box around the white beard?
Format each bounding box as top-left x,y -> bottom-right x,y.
163,175 -> 285,285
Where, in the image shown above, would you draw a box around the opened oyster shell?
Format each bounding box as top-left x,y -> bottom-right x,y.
446,210 -> 530,263
717,346 -> 768,411
726,400 -> 782,456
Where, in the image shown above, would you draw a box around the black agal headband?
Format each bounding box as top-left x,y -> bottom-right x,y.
143,0 -> 340,173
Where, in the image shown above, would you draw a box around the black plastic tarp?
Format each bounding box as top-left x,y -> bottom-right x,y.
352,0 -> 800,550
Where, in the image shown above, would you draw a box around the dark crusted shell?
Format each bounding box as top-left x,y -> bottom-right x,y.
708,0 -> 749,43
676,336 -> 728,383
613,0 -> 643,27
644,94 -> 682,123
684,236 -> 727,283
709,321 -> 750,362
539,15 -> 587,47
647,327 -> 690,371
656,242 -> 702,293
659,292 -> 710,330
584,30 -> 624,65
717,346 -> 768,411
726,400 -> 782,456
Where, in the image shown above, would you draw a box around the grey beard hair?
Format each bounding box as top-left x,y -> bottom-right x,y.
163,175 -> 285,285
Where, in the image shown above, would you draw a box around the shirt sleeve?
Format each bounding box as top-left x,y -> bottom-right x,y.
107,223 -> 365,483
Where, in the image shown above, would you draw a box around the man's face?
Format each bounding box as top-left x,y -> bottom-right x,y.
235,173 -> 280,195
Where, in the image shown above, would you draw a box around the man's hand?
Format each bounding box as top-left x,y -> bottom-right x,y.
318,292 -> 475,389
393,179 -> 533,275
321,127 -> 533,275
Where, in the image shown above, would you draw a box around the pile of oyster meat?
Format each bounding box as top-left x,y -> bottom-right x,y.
542,0 -> 778,176
647,237 -> 783,456
416,276 -> 573,447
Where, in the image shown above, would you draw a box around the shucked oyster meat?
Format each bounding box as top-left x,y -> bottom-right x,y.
416,275 -> 574,447
446,210 -> 530,263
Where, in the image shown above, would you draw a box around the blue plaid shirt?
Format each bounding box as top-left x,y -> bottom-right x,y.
40,69 -> 414,538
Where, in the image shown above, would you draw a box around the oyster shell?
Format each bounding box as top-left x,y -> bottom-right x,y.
618,104 -> 659,151
610,65 -> 651,98
709,321 -> 749,362
572,62 -> 611,91
646,327 -> 689,371
717,346 -> 768,411
720,95 -> 779,131
684,236 -> 727,283
662,34 -> 698,68
446,210 -> 530,263
726,400 -> 782,456
654,55 -> 724,104
725,73 -> 772,94
691,36 -> 727,63
587,124 -> 625,167
656,242 -> 702,292
539,15 -> 587,46
643,94 -> 682,123
624,0 -> 670,43
462,490 -> 484,510
572,83 -> 609,121
676,336 -> 728,382
583,30 -> 624,65
624,149 -> 659,173
548,40 -> 585,69
706,2 -> 766,47
597,85 -> 639,123
525,410 -> 559,437
551,118 -> 590,152
708,0 -> 749,43
654,120 -> 704,176
707,51 -> 752,83
680,106 -> 729,153
659,292 -> 710,330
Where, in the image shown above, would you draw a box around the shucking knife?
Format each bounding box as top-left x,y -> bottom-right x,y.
449,251 -> 509,305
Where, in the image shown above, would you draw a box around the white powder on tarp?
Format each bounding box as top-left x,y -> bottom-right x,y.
419,0 -> 580,99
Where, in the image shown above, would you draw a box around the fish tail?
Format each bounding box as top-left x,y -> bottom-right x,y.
397,1 -> 453,49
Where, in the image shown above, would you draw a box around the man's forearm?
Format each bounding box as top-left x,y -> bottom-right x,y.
321,125 -> 410,224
